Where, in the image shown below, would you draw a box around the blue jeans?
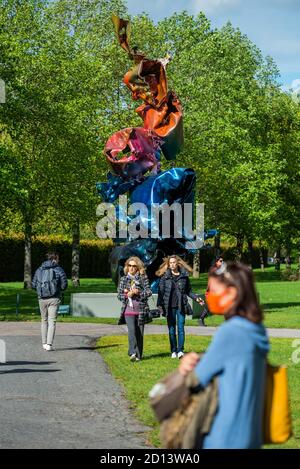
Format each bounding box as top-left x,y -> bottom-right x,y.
167,308 -> 185,353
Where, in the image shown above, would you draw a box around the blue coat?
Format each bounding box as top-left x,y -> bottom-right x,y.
194,316 -> 269,449
32,260 -> 68,299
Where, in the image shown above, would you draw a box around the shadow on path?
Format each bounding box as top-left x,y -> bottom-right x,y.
263,302 -> 300,310
0,368 -> 61,375
0,361 -> 56,366
142,352 -> 172,360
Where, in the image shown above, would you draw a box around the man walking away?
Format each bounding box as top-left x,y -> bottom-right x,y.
32,252 -> 68,351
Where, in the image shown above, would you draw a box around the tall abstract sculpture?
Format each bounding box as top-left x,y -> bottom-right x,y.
97,16 -> 199,290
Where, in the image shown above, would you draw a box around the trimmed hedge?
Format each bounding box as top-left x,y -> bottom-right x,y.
188,246 -> 268,273
0,234 -> 268,282
221,246 -> 268,269
0,234 -> 113,282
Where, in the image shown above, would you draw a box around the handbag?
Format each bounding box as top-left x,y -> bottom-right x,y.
149,366 -> 218,449
117,301 -> 127,325
142,308 -> 161,325
149,370 -> 190,421
149,308 -> 161,319
148,296 -> 161,320
263,362 -> 293,444
143,310 -> 153,324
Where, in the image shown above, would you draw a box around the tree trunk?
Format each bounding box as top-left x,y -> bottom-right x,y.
259,241 -> 264,271
214,233 -> 221,257
23,221 -> 32,289
285,251 -> 290,270
193,251 -> 200,278
235,234 -> 244,262
247,239 -> 253,268
72,220 -> 80,287
275,246 -> 281,271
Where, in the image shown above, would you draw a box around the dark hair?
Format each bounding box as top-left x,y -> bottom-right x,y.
209,262 -> 263,324
46,252 -> 59,262
216,255 -> 223,261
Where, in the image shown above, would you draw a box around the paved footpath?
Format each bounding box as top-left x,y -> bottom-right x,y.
1,321 -> 300,338
0,330 -> 151,449
1,322 -> 300,449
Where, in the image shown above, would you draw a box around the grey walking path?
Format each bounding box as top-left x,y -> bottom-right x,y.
1,322 -> 300,449
0,331 -> 151,449
1,321 -> 300,338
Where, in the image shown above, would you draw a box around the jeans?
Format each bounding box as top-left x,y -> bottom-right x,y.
125,315 -> 144,359
39,297 -> 60,345
167,308 -> 185,353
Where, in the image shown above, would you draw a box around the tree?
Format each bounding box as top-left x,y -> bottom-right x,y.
37,0 -> 128,286
0,0 -> 52,287
0,0 -> 128,287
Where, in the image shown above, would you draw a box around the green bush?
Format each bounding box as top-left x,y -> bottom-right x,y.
0,234 -> 113,281
280,268 -> 300,281
196,246 -> 268,272
222,246 -> 268,268
0,233 -> 269,281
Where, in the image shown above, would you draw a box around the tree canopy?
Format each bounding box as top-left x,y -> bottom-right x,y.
1,2 -> 299,284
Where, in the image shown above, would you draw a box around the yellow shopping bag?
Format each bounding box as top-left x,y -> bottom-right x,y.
263,363 -> 293,444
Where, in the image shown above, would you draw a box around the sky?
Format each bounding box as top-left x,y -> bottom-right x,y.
126,0 -> 300,92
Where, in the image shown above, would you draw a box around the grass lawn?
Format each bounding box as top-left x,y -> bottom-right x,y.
96,334 -> 300,449
0,278 -> 116,321
0,268 -> 299,328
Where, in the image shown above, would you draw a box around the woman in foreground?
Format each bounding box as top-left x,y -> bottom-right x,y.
179,262 -> 269,449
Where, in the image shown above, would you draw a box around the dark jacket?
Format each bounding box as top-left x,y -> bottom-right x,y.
117,273 -> 152,325
157,268 -> 198,316
32,260 -> 68,299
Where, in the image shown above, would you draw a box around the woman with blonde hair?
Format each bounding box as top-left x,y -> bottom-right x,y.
117,256 -> 152,361
156,255 -> 204,358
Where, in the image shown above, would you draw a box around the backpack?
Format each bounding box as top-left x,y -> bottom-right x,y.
36,267 -> 59,298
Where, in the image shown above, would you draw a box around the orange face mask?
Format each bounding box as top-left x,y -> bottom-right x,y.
206,290 -> 234,315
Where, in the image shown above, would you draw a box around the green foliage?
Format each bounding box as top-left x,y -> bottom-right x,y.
0,0 -> 129,238
281,268 -> 300,282
128,12 -> 300,251
0,232 -> 267,281
1,4 -> 300,272
0,233 -> 113,281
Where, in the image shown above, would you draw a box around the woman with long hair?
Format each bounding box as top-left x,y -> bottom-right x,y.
178,262 -> 269,448
156,255 -> 204,359
117,256 -> 152,362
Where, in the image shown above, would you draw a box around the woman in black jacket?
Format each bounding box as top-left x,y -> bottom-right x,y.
156,255 -> 204,358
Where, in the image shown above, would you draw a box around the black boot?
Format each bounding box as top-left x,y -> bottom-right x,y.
199,317 -> 207,327
199,306 -> 208,327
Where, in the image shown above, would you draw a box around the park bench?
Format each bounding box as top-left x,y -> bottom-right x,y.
57,294 -> 71,316
57,304 -> 71,316
17,294 -> 71,317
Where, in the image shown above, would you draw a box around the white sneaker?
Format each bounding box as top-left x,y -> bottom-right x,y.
42,344 -> 47,350
177,351 -> 184,359
45,344 -> 52,351
130,354 -> 137,362
171,352 -> 177,358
